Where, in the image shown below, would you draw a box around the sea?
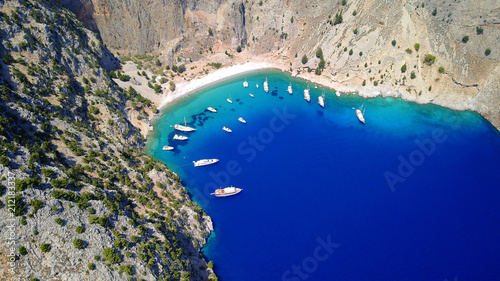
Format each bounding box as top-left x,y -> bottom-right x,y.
146,69 -> 500,281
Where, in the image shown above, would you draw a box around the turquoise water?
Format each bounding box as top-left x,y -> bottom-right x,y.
146,69 -> 500,280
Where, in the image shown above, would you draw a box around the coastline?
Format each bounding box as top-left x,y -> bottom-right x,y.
159,62 -> 272,110
147,59 -> 499,134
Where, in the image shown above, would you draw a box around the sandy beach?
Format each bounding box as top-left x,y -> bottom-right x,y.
160,62 -> 272,109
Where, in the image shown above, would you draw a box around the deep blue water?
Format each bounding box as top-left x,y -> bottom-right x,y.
146,70 -> 500,281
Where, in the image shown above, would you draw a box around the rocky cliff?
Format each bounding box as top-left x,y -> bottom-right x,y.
0,1 -> 214,280
66,0 -> 500,130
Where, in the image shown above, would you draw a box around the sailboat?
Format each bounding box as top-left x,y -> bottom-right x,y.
304,85 -> 310,102
263,78 -> 269,93
318,93 -> 325,108
287,82 -> 293,94
356,105 -> 365,123
172,117 -> 196,132
249,93 -> 254,98
227,94 -> 233,103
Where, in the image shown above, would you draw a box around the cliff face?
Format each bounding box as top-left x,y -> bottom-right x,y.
66,0 -> 500,130
0,1 -> 213,280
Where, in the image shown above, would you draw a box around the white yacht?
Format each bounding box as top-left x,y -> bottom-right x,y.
207,107 -> 217,113
256,84 -> 259,88
263,78 -> 269,93
173,134 -> 188,141
287,82 -> 293,94
249,93 -> 254,98
222,126 -> 232,133
304,86 -> 310,102
193,159 -> 219,167
211,186 -> 243,197
172,117 -> 196,132
243,80 -> 249,88
238,117 -> 246,123
336,91 -> 341,97
318,94 -> 325,108
356,105 -> 365,123
227,94 -> 233,104
162,145 -> 174,151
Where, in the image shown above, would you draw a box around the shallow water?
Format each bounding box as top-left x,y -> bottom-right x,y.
147,69 -> 500,281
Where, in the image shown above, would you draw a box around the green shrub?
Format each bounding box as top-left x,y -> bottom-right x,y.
40,243 -> 51,253
476,27 -> 483,35
207,261 -> 214,269
391,40 -> 396,46
432,8 -> 437,16
76,225 -> 85,234
55,218 -> 64,226
73,239 -> 85,249
131,235 -> 140,243
119,264 -> 135,275
301,55 -> 308,64
236,46 -> 242,53
29,199 -> 43,214
424,54 -> 436,65
14,195 -> 26,216
0,156 -> 10,166
461,36 -> 469,43
438,67 -> 444,73
88,263 -> 95,270
485,48 -> 491,56
87,207 -> 96,214
401,63 -> 407,73
103,247 -> 122,264
19,246 -> 28,255
414,43 -> 420,51
349,49 -> 353,56
315,48 -> 323,59
334,11 -> 343,25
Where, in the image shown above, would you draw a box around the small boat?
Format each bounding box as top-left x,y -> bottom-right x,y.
318,94 -> 325,108
249,93 -> 254,98
304,86 -> 310,102
314,84 -> 318,89
356,105 -> 365,123
162,145 -> 174,151
222,126 -> 232,133
211,186 -> 243,197
243,80 -> 248,88
193,159 -> 219,167
256,84 -> 259,88
172,117 -> 196,132
173,134 -> 188,141
287,82 -> 293,94
336,92 -> 341,97
207,107 -> 217,113
238,117 -> 246,123
263,78 -> 269,93
227,94 -> 233,104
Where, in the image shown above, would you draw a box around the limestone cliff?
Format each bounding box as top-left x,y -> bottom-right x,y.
66,0 -> 500,130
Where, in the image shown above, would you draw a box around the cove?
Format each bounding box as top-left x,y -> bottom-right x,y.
146,69 -> 500,281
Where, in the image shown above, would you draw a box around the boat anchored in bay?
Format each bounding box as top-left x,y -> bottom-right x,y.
162,145 -> 174,151
304,86 -> 310,102
356,105 -> 365,124
173,134 -> 188,141
238,117 -> 246,123
193,159 -> 219,167
227,94 -> 233,104
263,78 -> 269,93
288,82 -> 293,94
243,79 -> 249,88
207,107 -> 217,113
172,117 -> 196,132
222,126 -> 232,133
211,186 -> 243,197
318,93 -> 325,108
